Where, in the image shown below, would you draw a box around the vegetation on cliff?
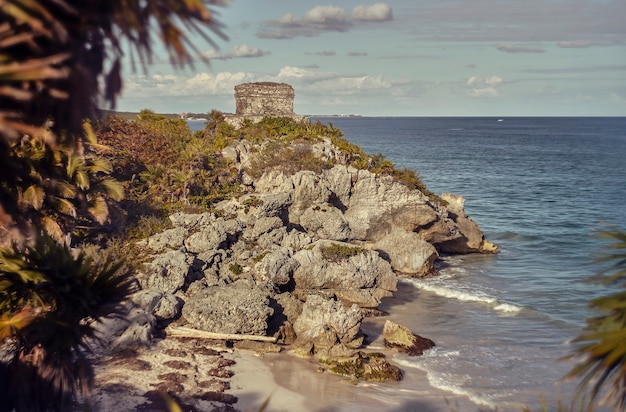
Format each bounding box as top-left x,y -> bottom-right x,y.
88,111 -> 443,245
0,1 -> 225,410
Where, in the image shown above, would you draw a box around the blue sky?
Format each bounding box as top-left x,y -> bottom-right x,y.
117,1 -> 626,116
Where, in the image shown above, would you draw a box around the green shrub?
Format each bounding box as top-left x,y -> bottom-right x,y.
319,243 -> 365,262
229,263 -> 243,275
252,251 -> 270,263
246,142 -> 333,179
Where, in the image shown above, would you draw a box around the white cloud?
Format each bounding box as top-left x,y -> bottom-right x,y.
257,4 -> 393,39
400,1 -> 625,43
257,6 -> 351,38
202,44 -> 270,60
123,71 -> 253,98
352,3 -> 393,22
305,5 -> 348,24
466,76 -> 503,97
611,92 -> 626,104
496,44 -> 546,53
122,67 -> 392,101
557,41 -> 594,49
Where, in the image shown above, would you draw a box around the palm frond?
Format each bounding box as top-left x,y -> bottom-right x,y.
566,226 -> 626,411
87,196 -> 108,225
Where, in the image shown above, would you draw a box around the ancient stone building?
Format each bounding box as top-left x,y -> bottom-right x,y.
225,82 -> 308,127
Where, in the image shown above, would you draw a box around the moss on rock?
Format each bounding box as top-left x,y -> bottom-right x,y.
319,351 -> 402,382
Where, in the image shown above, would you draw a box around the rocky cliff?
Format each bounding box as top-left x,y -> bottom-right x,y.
102,121 -> 497,368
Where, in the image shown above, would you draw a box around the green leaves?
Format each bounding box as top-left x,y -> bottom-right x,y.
566,226 -> 626,411
0,234 -> 136,410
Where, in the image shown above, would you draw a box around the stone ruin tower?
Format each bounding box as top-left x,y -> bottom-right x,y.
225,82 -> 308,127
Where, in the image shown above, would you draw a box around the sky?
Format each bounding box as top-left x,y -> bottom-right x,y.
116,0 -> 626,117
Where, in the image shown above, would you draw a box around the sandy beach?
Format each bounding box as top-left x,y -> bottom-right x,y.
231,308 -> 480,412
87,282 -> 488,412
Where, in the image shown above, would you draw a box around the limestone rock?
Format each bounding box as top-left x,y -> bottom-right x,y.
383,320 -> 435,356
96,305 -> 155,349
137,227 -> 188,252
268,292 -> 303,344
292,241 -> 396,307
288,171 -> 332,223
182,282 -> 273,335
130,289 -> 182,322
438,193 -> 499,254
344,169 -> 436,241
322,165 -> 353,208
299,203 -> 351,241
320,351 -> 403,382
169,212 -> 214,230
144,250 -> 190,294
253,247 -> 299,286
374,228 -> 439,276
248,216 -> 283,239
292,295 -> 364,357
184,218 -> 243,253
280,229 -> 313,250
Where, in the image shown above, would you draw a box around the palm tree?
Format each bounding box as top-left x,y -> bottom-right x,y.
1,1 -> 227,409
0,235 -> 136,411
566,227 -> 626,411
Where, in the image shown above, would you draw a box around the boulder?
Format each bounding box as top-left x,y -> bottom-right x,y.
292,294 -> 364,357
287,171 -> 332,224
319,351 -> 403,382
299,203 -> 351,241
344,170 -> 435,241
130,289 -> 182,322
374,228 -> 439,276
182,282 -> 273,335
253,247 -> 300,286
292,241 -> 396,307
137,226 -> 188,252
184,224 -> 228,254
267,292 -> 303,343
437,193 -> 499,254
144,250 -> 190,294
96,305 -> 155,349
280,229 -> 313,250
322,165 -> 353,208
184,217 -> 244,253
248,216 -> 283,239
251,192 -> 292,218
169,212 -> 214,230
383,320 -> 435,356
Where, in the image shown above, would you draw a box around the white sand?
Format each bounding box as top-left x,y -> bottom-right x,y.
229,314 -> 482,412
230,350 -> 312,412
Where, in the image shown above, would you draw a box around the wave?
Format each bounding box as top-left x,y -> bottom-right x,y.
402,278 -> 523,315
394,352 -> 505,410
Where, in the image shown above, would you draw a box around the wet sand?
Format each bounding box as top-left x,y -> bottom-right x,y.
230,312 -> 481,412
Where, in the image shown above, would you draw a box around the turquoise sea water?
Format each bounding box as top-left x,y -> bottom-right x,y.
311,116 -> 626,410
190,117 -> 626,410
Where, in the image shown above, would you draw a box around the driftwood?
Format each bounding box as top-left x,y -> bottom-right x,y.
165,326 -> 277,343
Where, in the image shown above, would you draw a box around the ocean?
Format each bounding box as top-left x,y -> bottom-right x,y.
190,117 -> 626,410
310,116 -> 626,411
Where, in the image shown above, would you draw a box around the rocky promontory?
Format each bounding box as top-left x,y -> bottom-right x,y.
82,107 -> 503,410
99,126 -> 497,375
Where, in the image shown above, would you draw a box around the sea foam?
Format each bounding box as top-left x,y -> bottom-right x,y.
394,352 -> 502,410
403,278 -> 523,314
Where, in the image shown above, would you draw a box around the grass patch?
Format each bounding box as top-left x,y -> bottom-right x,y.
319,243 -> 365,262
